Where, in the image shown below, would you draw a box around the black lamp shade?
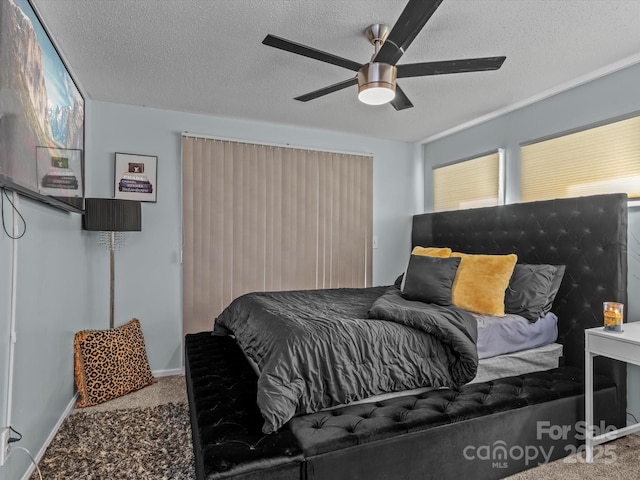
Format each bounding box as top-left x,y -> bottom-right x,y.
83,198 -> 142,232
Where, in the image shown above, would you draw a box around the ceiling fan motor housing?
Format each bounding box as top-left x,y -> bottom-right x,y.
357,63 -> 397,104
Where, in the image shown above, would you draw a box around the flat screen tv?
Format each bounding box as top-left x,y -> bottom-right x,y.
0,0 -> 84,213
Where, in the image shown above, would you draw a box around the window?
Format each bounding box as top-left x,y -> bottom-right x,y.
521,115 -> 640,202
433,150 -> 504,212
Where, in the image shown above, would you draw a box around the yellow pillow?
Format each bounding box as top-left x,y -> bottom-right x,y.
411,246 -> 452,258
450,252 -> 518,316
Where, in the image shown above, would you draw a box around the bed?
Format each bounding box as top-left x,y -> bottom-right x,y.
185,192 -> 628,480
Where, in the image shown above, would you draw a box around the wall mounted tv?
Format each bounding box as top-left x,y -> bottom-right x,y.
0,0 -> 84,213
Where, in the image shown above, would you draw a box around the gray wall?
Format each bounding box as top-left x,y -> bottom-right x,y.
0,200 -> 93,480
423,61 -> 640,423
0,100 -> 422,479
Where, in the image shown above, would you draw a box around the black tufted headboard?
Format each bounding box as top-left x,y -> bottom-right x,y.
412,193 -> 628,417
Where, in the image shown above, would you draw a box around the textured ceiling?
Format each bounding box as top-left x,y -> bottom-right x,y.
30,0 -> 640,143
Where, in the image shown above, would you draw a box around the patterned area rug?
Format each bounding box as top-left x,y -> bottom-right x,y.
31,403 -> 194,479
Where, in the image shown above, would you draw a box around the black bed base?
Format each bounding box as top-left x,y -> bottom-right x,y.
185,332 -> 621,480
185,333 -> 303,480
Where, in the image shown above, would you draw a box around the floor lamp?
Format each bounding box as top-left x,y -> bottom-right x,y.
83,198 -> 142,329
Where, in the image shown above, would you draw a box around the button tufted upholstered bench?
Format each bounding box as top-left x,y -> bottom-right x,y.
185,333 -> 304,479
186,331 -> 620,480
289,367 -> 619,479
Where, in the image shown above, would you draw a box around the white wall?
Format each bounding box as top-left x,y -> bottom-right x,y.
422,61 -> 640,424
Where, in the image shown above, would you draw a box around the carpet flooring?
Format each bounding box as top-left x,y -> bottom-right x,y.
33,403 -> 193,479
32,376 -> 640,479
31,376 -> 193,479
505,434 -> 640,479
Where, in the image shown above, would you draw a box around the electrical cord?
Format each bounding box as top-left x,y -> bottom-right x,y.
5,427 -> 42,479
1,188 -> 26,239
13,446 -> 42,480
627,411 -> 639,424
8,426 -> 22,443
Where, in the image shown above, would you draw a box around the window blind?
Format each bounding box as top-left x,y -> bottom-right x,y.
521,115 -> 640,202
433,151 -> 501,212
181,136 -> 373,334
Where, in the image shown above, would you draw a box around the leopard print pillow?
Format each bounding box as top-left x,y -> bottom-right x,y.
74,318 -> 154,407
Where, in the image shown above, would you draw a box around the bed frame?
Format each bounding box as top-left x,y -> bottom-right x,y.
185,193 -> 628,480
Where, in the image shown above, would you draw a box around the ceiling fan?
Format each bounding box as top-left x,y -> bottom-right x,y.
262,0 -> 506,110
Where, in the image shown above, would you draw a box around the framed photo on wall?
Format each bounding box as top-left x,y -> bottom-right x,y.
36,147 -> 83,198
114,152 -> 157,202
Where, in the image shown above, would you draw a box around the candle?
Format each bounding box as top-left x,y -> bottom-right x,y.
603,302 -> 624,332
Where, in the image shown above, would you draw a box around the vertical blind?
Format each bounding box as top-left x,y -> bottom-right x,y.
521,115 -> 640,202
182,136 -> 373,334
433,151 -> 501,212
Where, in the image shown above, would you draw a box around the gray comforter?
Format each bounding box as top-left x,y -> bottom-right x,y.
213,286 -> 478,434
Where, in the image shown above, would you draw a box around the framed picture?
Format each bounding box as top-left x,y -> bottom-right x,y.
114,152 -> 157,202
36,147 -> 83,198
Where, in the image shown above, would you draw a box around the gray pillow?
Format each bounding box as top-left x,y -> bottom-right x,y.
504,264 -> 563,322
543,265 -> 566,314
401,255 -> 461,306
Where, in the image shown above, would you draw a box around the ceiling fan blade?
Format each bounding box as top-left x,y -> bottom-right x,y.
374,0 -> 444,66
390,84 -> 413,111
397,56 -> 506,78
294,77 -> 359,102
263,34 -> 362,72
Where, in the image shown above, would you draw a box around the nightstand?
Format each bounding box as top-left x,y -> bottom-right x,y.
584,321 -> 640,462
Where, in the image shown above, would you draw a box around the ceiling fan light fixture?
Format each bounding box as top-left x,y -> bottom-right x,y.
357,63 -> 397,105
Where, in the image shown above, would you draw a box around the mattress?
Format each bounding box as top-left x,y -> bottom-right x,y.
471,341 -> 563,383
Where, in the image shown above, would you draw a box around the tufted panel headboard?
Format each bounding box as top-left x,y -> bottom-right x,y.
412,193 -> 628,413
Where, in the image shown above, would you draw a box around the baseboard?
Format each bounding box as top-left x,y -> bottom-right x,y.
19,392 -> 79,480
152,367 -> 184,377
